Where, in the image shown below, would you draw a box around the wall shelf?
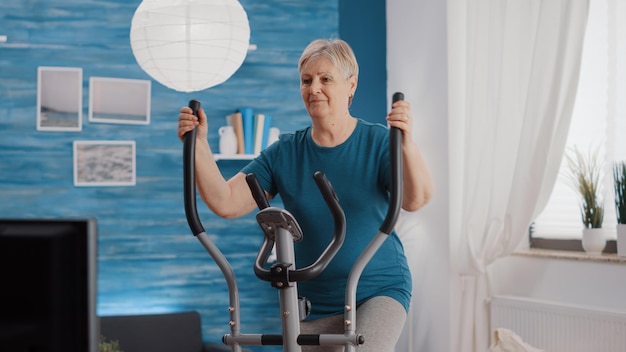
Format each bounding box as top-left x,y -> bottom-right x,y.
214,153 -> 257,161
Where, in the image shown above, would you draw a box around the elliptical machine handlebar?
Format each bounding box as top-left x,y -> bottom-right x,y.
340,92 -> 405,350
245,171 -> 346,282
244,173 -> 274,279
246,173 -> 271,210
184,99 -> 205,236
183,99 -> 244,351
380,91 -> 404,235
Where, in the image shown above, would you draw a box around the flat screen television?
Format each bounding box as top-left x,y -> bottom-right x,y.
0,218 -> 98,352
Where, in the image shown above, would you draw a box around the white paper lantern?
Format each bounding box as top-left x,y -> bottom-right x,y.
130,0 -> 250,93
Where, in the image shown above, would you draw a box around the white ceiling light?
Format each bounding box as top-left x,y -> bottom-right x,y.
130,0 -> 250,93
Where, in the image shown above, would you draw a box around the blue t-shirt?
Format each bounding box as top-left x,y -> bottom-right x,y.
241,119 -> 412,320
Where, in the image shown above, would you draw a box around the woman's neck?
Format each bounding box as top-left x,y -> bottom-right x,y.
311,115 -> 357,147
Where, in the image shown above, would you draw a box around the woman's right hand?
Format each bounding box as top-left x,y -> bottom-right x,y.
177,106 -> 208,142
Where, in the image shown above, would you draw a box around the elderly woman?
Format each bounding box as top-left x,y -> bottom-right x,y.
177,38 -> 433,352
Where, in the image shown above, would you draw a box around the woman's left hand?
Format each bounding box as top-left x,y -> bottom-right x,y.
386,99 -> 434,211
386,100 -> 413,143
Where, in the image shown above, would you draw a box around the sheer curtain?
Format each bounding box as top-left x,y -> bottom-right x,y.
447,1 -> 589,351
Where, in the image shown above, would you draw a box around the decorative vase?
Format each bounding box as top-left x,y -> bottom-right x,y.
617,224 -> 626,257
582,228 -> 607,255
218,126 -> 238,155
268,127 -> 280,146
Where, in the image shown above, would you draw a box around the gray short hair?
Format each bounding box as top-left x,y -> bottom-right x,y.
298,39 -> 359,81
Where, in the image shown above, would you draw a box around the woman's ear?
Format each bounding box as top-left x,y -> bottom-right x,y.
349,75 -> 358,95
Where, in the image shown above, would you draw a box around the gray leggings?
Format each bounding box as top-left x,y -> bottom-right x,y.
299,296 -> 407,352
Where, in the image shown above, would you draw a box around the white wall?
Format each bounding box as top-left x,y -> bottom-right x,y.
387,0 -> 451,351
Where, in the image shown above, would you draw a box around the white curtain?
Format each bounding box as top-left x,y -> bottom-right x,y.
447,1 -> 589,351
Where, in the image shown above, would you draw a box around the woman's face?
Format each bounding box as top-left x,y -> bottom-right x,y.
300,57 -> 356,120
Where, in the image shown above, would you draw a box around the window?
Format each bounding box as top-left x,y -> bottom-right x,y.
530,0 -> 626,250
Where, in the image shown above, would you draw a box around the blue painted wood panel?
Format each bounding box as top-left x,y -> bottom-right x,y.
1,1 -> 338,350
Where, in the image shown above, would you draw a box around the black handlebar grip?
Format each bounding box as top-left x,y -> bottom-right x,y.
380,92 -> 404,234
247,173 -> 272,280
183,99 -> 205,236
313,171 -> 340,207
246,173 -> 270,210
290,171 -> 346,282
392,92 -> 404,103
188,99 -> 201,117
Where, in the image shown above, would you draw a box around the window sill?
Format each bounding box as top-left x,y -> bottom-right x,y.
514,248 -> 626,264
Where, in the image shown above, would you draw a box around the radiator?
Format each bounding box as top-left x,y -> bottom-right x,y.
490,295 -> 626,352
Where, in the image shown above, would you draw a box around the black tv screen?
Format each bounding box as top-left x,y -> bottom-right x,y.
0,218 -> 98,352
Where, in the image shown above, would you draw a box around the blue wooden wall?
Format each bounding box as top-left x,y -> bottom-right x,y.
0,0 -> 385,349
340,0 -> 388,123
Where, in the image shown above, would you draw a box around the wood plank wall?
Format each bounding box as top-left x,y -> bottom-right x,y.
0,1 -> 338,348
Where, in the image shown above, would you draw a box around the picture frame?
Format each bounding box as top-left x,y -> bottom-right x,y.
73,140 -> 136,187
37,66 -> 83,131
89,77 -> 151,125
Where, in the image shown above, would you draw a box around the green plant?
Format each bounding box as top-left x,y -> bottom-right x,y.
615,161 -> 626,225
564,145 -> 604,229
99,335 -> 123,352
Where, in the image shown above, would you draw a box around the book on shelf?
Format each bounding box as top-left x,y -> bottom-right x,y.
229,112 -> 245,154
253,113 -> 265,155
261,114 -> 272,150
252,113 -> 274,154
240,107 -> 254,155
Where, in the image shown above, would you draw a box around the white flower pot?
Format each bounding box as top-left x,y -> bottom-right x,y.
582,228 -> 607,255
617,224 -> 626,257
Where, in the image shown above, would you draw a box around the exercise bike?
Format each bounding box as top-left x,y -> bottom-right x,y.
183,93 -> 405,352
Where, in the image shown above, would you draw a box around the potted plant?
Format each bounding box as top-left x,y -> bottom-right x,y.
99,335 -> 124,352
614,160 -> 626,257
564,146 -> 606,255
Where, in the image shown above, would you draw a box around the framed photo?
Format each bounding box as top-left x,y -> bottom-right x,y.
73,140 -> 136,187
37,66 -> 83,131
89,77 -> 151,125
